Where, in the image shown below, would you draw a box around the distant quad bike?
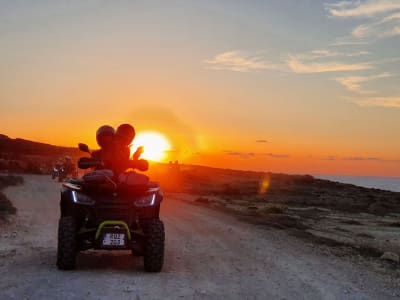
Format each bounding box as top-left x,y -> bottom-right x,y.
51,167 -> 58,179
56,143 -> 165,272
57,167 -> 66,182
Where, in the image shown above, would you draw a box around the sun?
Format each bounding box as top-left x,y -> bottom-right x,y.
130,132 -> 171,162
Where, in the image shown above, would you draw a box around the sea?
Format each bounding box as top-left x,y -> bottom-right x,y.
314,174 -> 400,193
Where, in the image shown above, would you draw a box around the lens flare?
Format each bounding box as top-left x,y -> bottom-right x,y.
259,177 -> 270,195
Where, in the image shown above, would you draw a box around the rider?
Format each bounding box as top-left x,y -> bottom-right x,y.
114,123 -> 148,173
63,155 -> 75,175
91,125 -> 116,170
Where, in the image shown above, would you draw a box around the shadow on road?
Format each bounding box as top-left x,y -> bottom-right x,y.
76,251 -> 144,272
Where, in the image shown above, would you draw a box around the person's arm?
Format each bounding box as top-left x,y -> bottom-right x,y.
132,146 -> 144,160
128,158 -> 149,171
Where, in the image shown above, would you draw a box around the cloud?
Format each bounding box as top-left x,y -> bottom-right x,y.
351,12 -> 400,39
308,49 -> 370,59
325,0 -> 400,18
334,72 -> 392,93
321,155 -> 400,162
264,153 -> 289,158
287,55 -> 373,73
326,1 -> 400,43
321,156 -> 338,161
381,24 -> 400,37
352,96 -> 400,107
222,151 -> 289,159
255,139 -> 268,143
343,156 -> 381,161
223,151 -> 255,159
205,51 -> 283,72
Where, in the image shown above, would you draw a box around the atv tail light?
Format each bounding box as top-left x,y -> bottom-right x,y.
71,190 -> 95,205
134,193 -> 156,207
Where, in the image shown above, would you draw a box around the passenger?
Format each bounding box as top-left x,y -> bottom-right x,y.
114,123 -> 149,174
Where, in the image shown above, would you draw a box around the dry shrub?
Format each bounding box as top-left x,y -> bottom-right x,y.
0,175 -> 24,189
0,174 -> 23,218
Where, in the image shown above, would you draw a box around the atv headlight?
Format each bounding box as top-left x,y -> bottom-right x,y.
72,190 -> 95,205
134,193 -> 156,207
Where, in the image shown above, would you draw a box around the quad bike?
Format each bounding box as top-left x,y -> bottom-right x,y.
56,143 -> 165,272
57,166 -> 66,182
51,167 -> 58,179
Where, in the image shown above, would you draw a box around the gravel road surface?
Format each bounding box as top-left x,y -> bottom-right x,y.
0,175 -> 398,299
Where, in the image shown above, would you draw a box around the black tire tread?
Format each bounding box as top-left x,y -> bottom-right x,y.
143,219 -> 165,272
56,216 -> 77,270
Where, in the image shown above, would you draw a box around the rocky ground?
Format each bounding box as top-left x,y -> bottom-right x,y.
152,164 -> 400,271
0,172 -> 399,299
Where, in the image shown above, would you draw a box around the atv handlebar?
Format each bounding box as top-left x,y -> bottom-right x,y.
78,157 -> 103,169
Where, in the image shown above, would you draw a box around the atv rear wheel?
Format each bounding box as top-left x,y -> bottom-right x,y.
143,219 -> 165,272
57,216 -> 77,270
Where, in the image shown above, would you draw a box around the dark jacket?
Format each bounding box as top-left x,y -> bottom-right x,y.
91,144 -> 148,175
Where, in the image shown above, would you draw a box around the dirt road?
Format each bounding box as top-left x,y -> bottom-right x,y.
0,175 -> 398,299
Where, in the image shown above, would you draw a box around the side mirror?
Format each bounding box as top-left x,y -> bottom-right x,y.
78,143 -> 90,153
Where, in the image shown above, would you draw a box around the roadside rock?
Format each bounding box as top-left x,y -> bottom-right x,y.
380,252 -> 399,263
0,248 -> 16,258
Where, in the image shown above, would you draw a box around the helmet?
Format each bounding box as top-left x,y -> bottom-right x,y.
116,124 -> 135,145
96,125 -> 115,148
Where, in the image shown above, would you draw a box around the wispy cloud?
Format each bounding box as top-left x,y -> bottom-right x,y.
322,155 -> 400,162
306,49 -> 370,59
255,139 -> 268,143
264,153 -> 289,158
343,156 -> 381,161
224,151 -> 255,159
287,55 -> 373,74
351,12 -> 400,39
321,156 -> 338,161
325,0 -> 400,18
326,1 -> 400,43
335,72 -> 392,93
222,151 -> 289,159
353,96 -> 400,107
205,51 -> 283,72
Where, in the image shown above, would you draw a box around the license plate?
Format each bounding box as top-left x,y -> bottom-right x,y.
102,233 -> 126,246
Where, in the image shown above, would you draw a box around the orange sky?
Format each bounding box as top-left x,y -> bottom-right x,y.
1,1 -> 400,177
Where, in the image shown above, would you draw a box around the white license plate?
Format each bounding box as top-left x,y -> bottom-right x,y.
102,233 -> 126,246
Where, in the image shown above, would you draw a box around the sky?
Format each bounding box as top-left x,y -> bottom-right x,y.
1,0 -> 400,176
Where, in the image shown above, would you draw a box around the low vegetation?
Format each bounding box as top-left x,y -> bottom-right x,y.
0,174 -> 24,219
151,164 -> 400,268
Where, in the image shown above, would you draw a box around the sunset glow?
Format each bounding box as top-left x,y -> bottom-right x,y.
131,132 -> 171,162
1,1 -> 400,176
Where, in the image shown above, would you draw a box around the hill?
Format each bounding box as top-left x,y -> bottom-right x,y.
0,134 -> 81,173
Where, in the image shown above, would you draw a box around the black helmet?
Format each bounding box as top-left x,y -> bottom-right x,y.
116,124 -> 135,145
96,125 -> 115,148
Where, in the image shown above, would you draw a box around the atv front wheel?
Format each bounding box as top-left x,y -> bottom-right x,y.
143,219 -> 165,272
56,216 -> 77,270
